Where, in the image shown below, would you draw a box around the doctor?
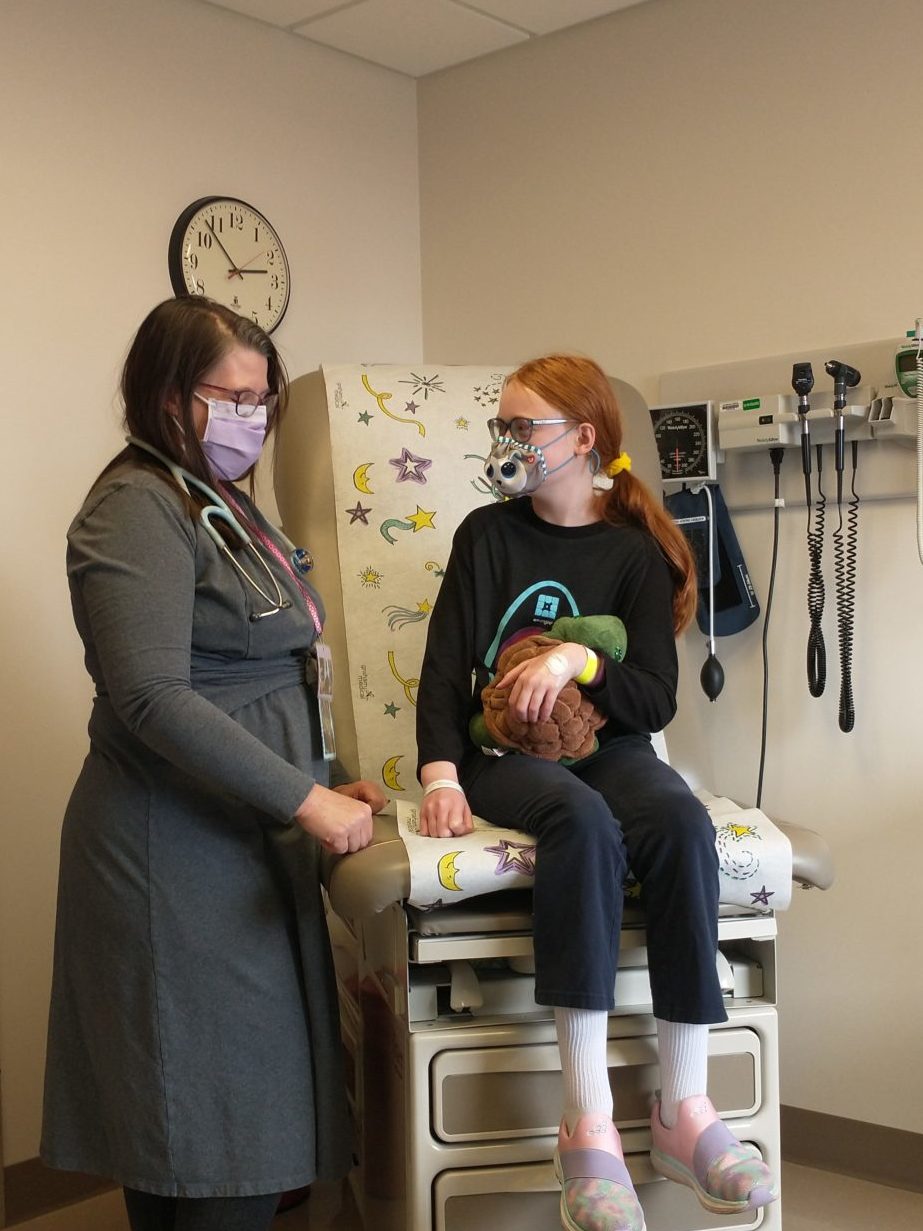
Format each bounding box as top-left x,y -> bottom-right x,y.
41,297 -> 384,1231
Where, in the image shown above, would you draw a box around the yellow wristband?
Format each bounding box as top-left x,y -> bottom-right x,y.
573,648 -> 600,686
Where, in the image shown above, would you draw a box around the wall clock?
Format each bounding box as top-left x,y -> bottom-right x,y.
168,196 -> 290,333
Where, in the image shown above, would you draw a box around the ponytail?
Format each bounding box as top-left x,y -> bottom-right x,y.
600,470 -> 697,634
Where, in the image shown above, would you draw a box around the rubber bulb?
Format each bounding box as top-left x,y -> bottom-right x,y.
700,651 -> 725,702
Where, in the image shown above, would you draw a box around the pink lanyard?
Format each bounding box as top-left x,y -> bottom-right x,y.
223,490 -> 322,636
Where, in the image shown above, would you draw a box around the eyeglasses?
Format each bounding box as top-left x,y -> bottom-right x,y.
197,383 -> 278,418
487,415 -> 570,444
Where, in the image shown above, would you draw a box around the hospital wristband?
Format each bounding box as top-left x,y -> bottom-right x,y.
573,648 -> 601,686
423,779 -> 466,797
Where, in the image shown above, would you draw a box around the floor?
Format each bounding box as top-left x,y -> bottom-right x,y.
11,1164 -> 923,1231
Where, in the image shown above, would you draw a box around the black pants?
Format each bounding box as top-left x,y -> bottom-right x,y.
464,734 -> 726,1022
123,1188 -> 280,1231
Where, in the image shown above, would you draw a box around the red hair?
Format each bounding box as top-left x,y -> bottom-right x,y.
508,354 -> 697,634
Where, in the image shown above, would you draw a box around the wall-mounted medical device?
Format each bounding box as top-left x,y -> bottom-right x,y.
650,402 -> 755,705
895,329 -> 923,397
649,401 -> 719,483
716,393 -> 872,453
867,394 -> 922,438
658,325 -> 923,781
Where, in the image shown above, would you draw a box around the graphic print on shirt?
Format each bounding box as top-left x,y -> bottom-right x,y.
483,580 -> 580,671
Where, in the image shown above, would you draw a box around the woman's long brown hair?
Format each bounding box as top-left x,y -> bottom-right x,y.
508,354 -> 697,634
89,297 -> 289,533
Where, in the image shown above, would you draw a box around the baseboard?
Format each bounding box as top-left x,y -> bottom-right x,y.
2,1158 -> 115,1226
781,1104 -> 923,1193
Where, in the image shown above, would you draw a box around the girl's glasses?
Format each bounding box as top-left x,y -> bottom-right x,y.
487,415 -> 570,444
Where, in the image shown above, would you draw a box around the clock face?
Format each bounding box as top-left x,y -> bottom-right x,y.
650,403 -> 713,482
168,197 -> 290,333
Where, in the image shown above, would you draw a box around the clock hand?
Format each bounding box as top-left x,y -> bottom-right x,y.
206,218 -> 243,278
228,249 -> 269,278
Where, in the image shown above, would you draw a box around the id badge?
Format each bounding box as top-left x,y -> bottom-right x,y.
314,639 -> 336,762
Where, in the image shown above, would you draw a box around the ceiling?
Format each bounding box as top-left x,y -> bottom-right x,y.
195,0 -> 652,77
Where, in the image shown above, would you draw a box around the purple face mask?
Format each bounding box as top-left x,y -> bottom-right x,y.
196,395 -> 268,481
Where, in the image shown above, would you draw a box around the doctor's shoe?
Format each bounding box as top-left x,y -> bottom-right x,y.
554,1114 -> 646,1231
649,1096 -> 779,1214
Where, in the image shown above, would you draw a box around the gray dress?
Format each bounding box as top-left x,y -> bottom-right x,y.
41,463 -> 353,1197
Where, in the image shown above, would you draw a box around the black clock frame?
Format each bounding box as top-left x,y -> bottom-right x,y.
167,196 -> 290,333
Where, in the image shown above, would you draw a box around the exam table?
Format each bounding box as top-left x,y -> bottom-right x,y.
275,364 -> 834,1231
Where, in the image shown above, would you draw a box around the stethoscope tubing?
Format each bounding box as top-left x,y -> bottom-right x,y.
126,436 -> 291,619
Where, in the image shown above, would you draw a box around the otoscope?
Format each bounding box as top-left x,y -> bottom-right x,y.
824,359 -> 862,733
792,362 -> 827,698
824,359 -> 861,503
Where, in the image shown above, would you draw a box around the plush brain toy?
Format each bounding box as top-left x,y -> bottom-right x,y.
471,615 -> 627,763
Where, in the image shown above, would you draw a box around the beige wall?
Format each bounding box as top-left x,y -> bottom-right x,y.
419,0 -> 923,1133
0,0 -> 420,1164
4,0 -> 920,1171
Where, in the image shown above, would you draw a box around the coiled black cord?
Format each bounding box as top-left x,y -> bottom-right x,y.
835,442 -> 860,732
806,444 -> 826,697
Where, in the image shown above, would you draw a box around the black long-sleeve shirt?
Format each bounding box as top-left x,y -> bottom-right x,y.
416,497 -> 679,776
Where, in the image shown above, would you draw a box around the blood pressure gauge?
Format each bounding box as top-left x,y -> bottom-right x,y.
649,402 -> 717,484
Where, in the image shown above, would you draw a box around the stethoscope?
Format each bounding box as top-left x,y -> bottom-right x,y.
127,436 -> 311,622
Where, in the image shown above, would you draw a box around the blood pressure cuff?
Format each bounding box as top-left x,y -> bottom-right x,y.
665,484 -> 759,636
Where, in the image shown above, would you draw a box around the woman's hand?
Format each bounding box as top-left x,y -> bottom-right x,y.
496,642 -> 589,724
294,783 -> 374,854
334,779 -> 389,814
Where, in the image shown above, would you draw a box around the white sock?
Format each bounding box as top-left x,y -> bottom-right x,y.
554,1008 -> 613,1132
656,1019 -> 709,1128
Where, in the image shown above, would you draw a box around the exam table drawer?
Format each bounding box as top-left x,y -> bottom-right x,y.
431,1027 -> 761,1143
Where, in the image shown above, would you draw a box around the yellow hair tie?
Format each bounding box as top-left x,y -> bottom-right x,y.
605,452 -> 631,477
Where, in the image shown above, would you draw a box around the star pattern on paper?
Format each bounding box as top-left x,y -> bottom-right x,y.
750,885 -> 774,906
729,824 -> 760,840
484,839 -> 537,877
357,410 -> 373,425
358,566 -> 383,588
346,503 -> 371,524
383,702 -> 400,718
405,400 -> 419,414
406,506 -> 436,532
399,372 -> 446,399
389,448 -> 432,484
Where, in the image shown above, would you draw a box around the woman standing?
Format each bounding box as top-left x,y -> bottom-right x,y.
42,298 -> 383,1230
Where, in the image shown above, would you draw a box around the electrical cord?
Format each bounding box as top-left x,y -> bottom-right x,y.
835,442 -> 860,732
806,445 -> 827,697
756,447 -> 785,810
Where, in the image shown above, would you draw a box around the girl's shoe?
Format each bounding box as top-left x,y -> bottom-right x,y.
554,1114 -> 646,1231
650,1096 -> 779,1214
